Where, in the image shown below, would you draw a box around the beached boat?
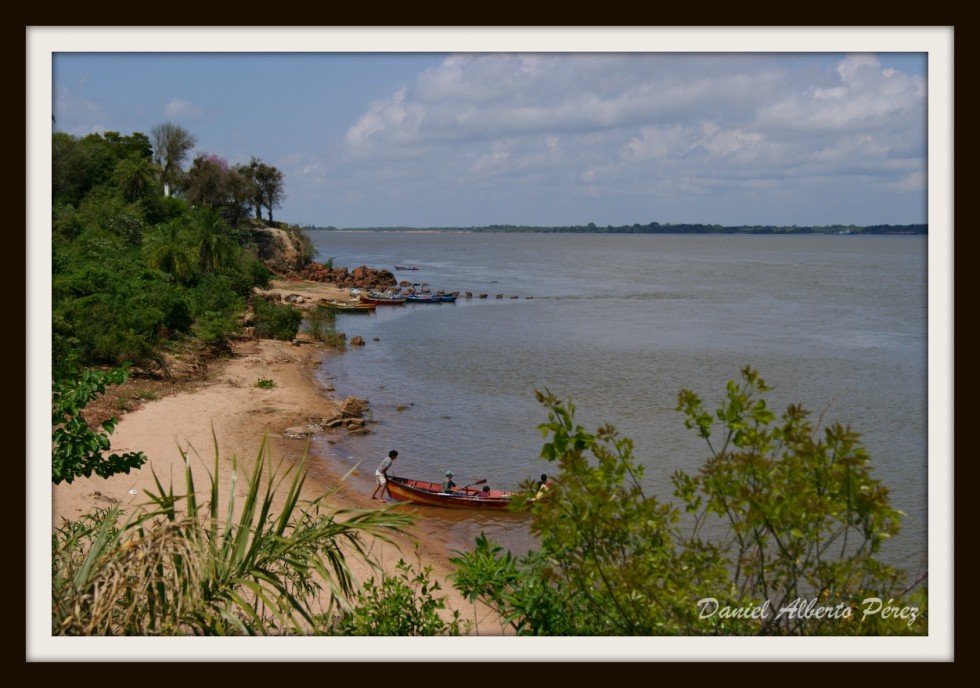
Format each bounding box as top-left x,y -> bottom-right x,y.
360,292 -> 407,305
319,299 -> 376,313
394,264 -> 419,271
385,476 -> 515,510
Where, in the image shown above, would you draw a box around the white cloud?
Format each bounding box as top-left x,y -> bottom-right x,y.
163,97 -> 203,120
328,52 -> 927,225
696,121 -> 764,157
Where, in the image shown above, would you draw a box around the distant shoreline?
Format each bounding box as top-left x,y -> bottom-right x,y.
302,224 -> 927,236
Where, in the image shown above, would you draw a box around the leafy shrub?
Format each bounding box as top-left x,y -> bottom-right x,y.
52,366 -> 148,484
251,297 -> 302,341
333,553 -> 464,636
194,310 -> 240,349
256,377 -> 276,389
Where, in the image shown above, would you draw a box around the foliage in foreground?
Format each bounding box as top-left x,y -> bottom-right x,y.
332,550 -> 465,636
52,365 -> 147,484
451,367 -> 927,636
52,442 -> 415,635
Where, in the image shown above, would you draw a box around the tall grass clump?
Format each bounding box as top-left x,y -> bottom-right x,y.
52,438 -> 415,635
304,305 -> 346,348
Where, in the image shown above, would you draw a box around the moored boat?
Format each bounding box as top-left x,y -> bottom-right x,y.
402,291 -> 459,303
319,299 -> 376,313
385,476 -> 515,510
360,291 -> 407,305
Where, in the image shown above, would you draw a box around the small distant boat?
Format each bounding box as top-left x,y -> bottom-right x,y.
320,299 -> 376,313
385,476 -> 515,510
360,291 -> 407,305
394,264 -> 419,270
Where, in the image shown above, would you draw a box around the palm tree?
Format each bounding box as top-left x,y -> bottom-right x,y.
143,219 -> 194,281
191,208 -> 237,274
112,156 -> 158,202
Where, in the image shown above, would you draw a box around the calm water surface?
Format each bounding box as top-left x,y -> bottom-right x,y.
304,232 -> 929,576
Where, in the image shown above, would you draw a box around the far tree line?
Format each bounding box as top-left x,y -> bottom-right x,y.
306,222 -> 927,235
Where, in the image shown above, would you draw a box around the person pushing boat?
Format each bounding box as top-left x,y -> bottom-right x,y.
371,450 -> 399,501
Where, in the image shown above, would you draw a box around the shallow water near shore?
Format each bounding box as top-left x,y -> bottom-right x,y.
307,231 -> 930,577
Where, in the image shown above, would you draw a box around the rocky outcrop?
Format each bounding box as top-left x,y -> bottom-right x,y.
299,263 -> 397,291
340,396 -> 368,418
249,225 -> 309,273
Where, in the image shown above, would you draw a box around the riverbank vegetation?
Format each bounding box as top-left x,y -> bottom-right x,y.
51,125 -> 315,483
53,125 -> 310,376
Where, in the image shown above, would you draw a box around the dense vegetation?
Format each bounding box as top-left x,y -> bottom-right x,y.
306,222 -> 927,235
51,124 -> 315,483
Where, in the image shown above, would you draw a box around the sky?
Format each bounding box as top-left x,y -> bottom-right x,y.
36,27 -> 949,229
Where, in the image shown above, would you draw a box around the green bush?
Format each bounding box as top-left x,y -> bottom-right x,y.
251,297 -> 302,341
51,365 -> 148,484
333,553 -> 465,636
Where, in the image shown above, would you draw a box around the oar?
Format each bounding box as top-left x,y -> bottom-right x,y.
463,479 -> 487,490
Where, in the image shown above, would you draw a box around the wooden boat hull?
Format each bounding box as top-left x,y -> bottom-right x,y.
360,293 -> 406,305
320,299 -> 376,313
404,292 -> 458,303
386,476 -> 514,510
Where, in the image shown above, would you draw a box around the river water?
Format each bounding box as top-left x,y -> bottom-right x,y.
302,231 -> 930,578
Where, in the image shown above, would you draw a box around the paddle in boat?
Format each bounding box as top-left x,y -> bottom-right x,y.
385,476 -> 515,510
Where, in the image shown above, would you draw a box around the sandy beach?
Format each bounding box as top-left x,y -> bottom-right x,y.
50,279 -> 507,637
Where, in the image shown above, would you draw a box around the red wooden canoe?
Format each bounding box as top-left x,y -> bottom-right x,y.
385,476 -> 515,510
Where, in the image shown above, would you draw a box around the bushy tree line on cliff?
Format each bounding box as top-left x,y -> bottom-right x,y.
51,123 -> 309,484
